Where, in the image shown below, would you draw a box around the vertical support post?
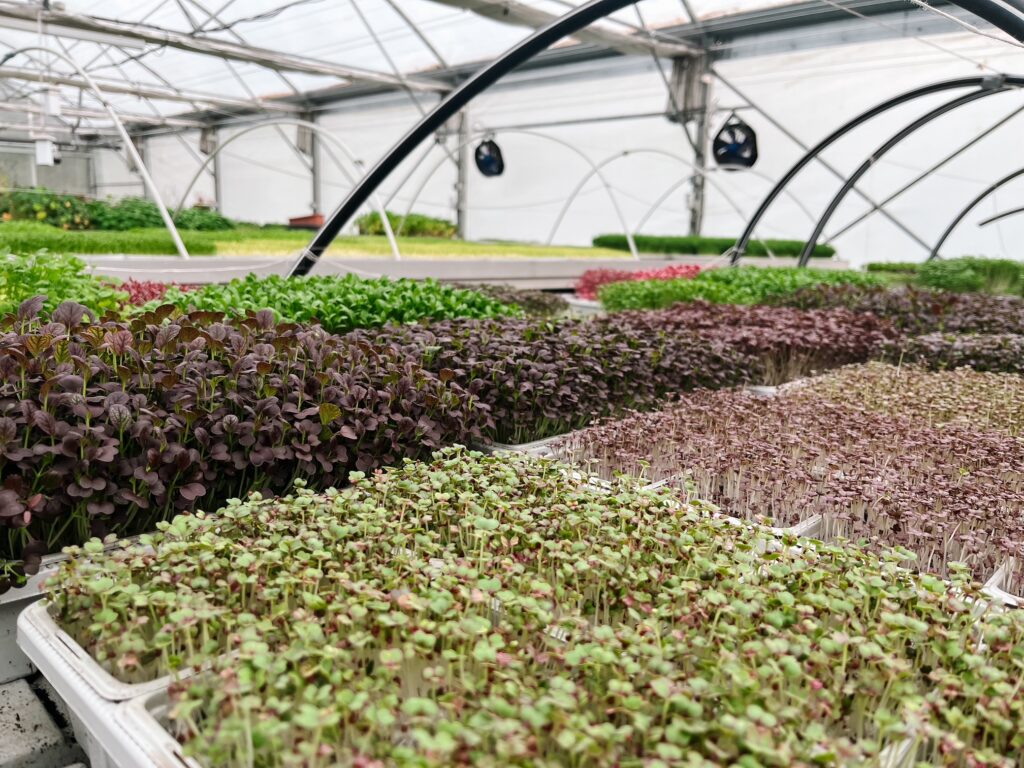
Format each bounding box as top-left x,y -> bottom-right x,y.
200,125 -> 220,211
311,119 -> 322,216
28,144 -> 38,188
211,129 -> 223,212
129,135 -> 146,195
455,110 -> 470,239
86,151 -> 96,197
671,56 -> 711,238
299,112 -> 322,215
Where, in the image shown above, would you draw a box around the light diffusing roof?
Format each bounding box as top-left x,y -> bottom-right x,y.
0,0 -> 803,132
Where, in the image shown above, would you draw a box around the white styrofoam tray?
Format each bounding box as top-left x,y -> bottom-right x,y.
983,559 -> 1020,608
564,296 -> 604,316
17,601 -> 173,702
118,689 -> 201,768
2,535 -> 150,684
0,551 -> 69,684
17,602 -> 170,768
477,433 -> 567,458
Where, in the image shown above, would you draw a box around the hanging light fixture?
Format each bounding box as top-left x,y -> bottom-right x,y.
474,138 -> 505,177
713,113 -> 758,169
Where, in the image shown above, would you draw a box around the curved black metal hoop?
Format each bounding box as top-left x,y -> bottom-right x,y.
796,80 -> 1024,266
290,0 -> 1024,276
928,165 -> 1024,260
952,0 -> 1024,40
289,0 -> 638,276
729,76 -> 1005,265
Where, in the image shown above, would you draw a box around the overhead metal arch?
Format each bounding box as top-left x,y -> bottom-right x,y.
796,84 -> 1022,267
980,205 -> 1024,227
174,118 -> 402,260
632,167 -> 817,241
546,148 -> 817,252
928,166 -> 1024,260
397,128 -> 639,257
2,45 -> 190,260
546,148 -> 735,247
289,0 -> 1024,276
729,75 -> 1018,265
823,101 -> 1024,244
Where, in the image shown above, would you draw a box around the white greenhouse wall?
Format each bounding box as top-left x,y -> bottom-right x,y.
144,132 -> 216,212
92,148 -> 143,200
130,30 -> 1024,265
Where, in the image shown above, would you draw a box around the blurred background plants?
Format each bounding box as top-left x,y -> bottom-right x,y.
356,210 -> 456,238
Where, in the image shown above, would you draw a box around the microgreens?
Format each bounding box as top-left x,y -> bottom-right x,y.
153,273 -> 520,334
553,380 -> 1024,583
353,302 -> 893,442
46,448 -> 1024,767
0,300 -> 487,587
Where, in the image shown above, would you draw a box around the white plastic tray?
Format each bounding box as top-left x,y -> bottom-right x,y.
0,551 -> 67,683
983,560 -> 1020,608
17,601 -> 173,702
118,689 -> 202,768
564,296 -> 605,316
0,551 -> 66,607
17,602 -> 164,768
479,433 -> 568,458
878,738 -> 915,768
2,535 -> 151,684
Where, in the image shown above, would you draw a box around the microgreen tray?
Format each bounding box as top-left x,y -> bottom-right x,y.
563,296 -> 605,316
0,551 -> 67,683
0,551 -> 67,608
478,433 -> 568,458
118,689 -> 202,768
17,601 -> 167,768
17,601 -> 175,703
983,559 -> 1021,608
745,376 -> 814,398
2,536 -> 149,685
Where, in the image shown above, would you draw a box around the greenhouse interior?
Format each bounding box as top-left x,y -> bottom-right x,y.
6,0 -> 1024,766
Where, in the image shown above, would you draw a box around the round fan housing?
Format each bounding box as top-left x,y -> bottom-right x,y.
475,139 -> 505,177
713,115 -> 758,170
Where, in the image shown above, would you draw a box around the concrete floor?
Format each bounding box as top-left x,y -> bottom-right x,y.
0,675 -> 85,768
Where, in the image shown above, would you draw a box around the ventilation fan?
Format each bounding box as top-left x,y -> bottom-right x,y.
713,114 -> 758,169
474,139 -> 505,177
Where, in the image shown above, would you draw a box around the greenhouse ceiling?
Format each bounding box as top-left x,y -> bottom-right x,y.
0,0 -> 1000,139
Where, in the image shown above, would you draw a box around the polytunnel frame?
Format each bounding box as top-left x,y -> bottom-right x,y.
928,166 -> 1024,260
172,118 -> 402,260
794,80 -> 1024,267
398,138 -> 809,258
288,0 -> 1024,277
394,128 -> 640,258
730,75 -> 1023,267
545,148 -> 817,255
546,148 -> 745,247
1,45 -> 191,260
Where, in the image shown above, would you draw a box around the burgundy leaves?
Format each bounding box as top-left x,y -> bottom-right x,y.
895,332 -> 1024,374
773,283 -> 1024,335
352,302 -> 893,443
0,305 -> 487,576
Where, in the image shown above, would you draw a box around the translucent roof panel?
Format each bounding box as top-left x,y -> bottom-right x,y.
0,0 -> 805,125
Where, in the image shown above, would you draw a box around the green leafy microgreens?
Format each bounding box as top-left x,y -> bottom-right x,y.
49,448 -> 1024,767
153,273 -> 520,334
